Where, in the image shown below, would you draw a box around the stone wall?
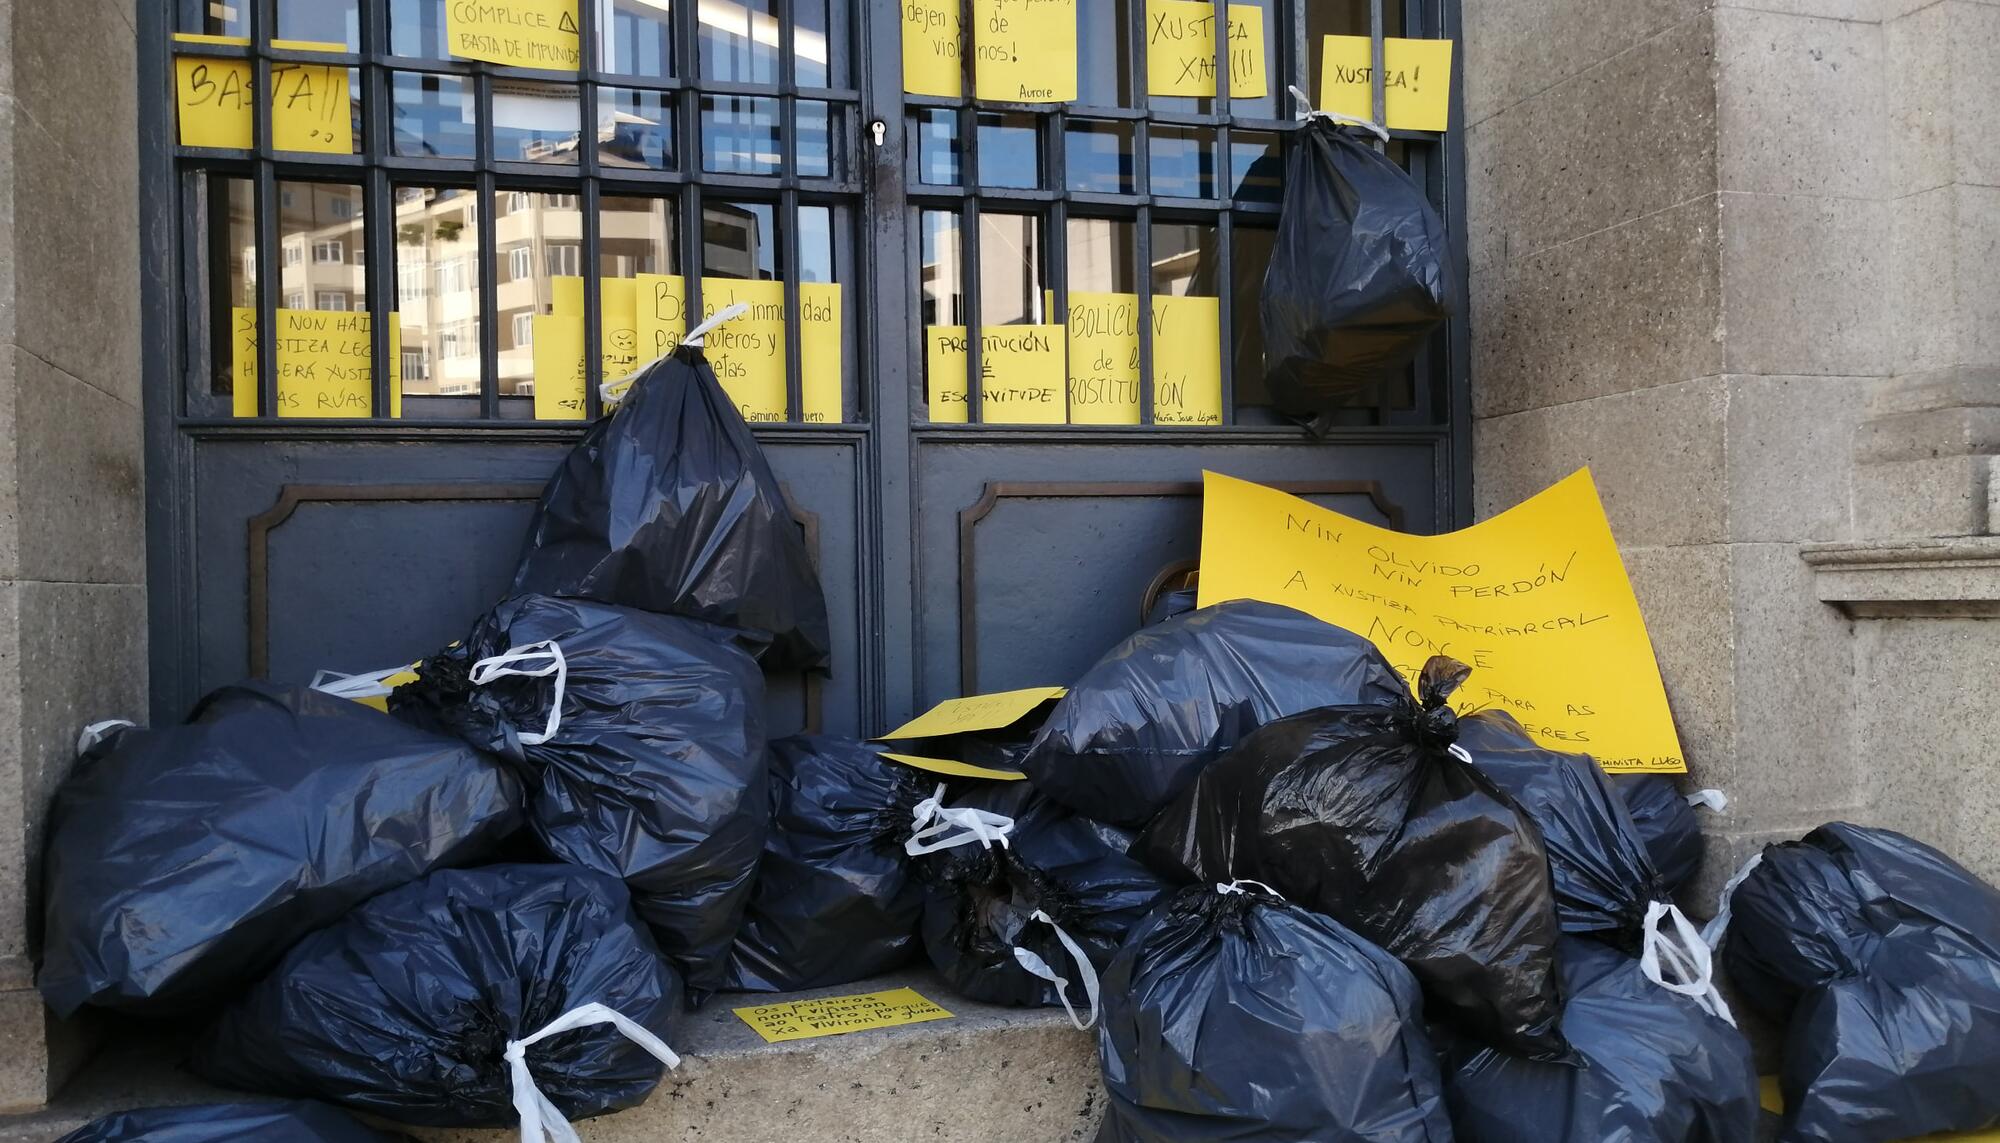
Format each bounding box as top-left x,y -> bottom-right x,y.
0,0 -> 148,1112
1464,0 -> 2000,897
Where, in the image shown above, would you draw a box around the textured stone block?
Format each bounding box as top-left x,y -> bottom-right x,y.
1852,455 -> 1992,538
0,990 -> 52,1115
1472,196 -> 1722,419
1726,374 -> 1868,543
1887,1 -> 1955,197
1622,543 -> 1735,777
1949,3 -> 2000,189
1717,7 -> 1885,198
1868,365 -> 2000,418
1720,191 -> 1891,378
11,352 -> 143,586
1460,0 -> 1701,126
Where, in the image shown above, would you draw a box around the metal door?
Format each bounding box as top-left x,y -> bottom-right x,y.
140,0 -> 1468,732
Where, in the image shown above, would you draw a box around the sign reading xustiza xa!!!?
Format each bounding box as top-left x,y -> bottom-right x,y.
1198,470 -> 1686,773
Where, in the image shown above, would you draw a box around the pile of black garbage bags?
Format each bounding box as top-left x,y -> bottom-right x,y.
37,341 -> 2000,1143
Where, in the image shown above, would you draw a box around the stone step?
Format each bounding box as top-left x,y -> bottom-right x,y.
0,969 -> 1104,1143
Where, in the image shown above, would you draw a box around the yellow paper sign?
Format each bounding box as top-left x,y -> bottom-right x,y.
1151,295 -> 1223,425
445,0 -> 581,70
880,686 -> 1067,741
701,279 -> 788,421
734,988 -> 954,1045
800,283 -> 844,424
173,36 -> 353,153
975,0 -> 1078,103
531,313 -> 589,420
1145,1 -> 1266,99
926,326 -> 1067,424
903,0 -> 964,97
1197,470 -> 1686,773
1319,35 -> 1453,132
231,308 -> 401,418
551,276 -> 644,387
879,752 -> 1031,782
1065,292 -> 1141,426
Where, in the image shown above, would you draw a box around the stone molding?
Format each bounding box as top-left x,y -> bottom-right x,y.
1802,536 -> 2000,617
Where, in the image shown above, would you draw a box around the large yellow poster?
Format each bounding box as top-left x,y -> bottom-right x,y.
173,36 -> 354,153
1198,470 -> 1686,772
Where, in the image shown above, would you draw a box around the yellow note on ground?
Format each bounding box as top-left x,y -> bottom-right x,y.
926,326 -> 1067,424
879,752 -> 1031,782
903,0 -> 964,97
1145,1 -> 1267,99
1151,295 -> 1223,424
531,313 -> 588,420
734,988 -> 954,1044
975,0 -> 1077,102
800,283 -> 844,424
446,0 -> 581,70
881,687 -> 1067,741
1319,35 -> 1453,132
1198,470 -> 1686,772
173,36 -> 353,153
232,308 -> 401,418
701,279 -> 788,421
1066,292 -> 1141,426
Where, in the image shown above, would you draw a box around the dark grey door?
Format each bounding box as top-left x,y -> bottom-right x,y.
141,0 -> 1468,733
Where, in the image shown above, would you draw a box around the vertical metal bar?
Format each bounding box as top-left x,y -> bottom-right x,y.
1133,0 -> 1154,425
251,0 -> 279,418
780,0 -> 804,422
582,0 -> 606,419
362,0 -> 394,418
1048,118 -> 1068,420
957,0 -> 981,423
1370,0 -> 1387,140
1289,0 -> 1308,107
1216,202 -> 1234,424
475,72 -> 501,419
1135,208 -> 1154,426
678,0 -> 705,328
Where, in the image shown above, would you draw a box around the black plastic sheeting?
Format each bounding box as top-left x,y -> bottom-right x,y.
512,345 -> 832,673
1098,883 -> 1453,1143
1444,936 -> 1759,1143
1021,601 -> 1405,827
55,1102 -> 411,1143
195,864 -> 683,1129
1260,118 -> 1455,418
918,789 -> 1168,1012
37,683 -> 522,1018
1720,822 -> 2000,1143
1137,657 -> 1570,1060
392,595 -> 767,995
1616,774 -> 1706,894
723,736 -> 933,992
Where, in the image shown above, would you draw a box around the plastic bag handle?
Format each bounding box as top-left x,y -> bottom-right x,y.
1287,84 -> 1390,142
599,301 -> 753,404
470,641 -> 568,746
904,784 -> 1017,856
1700,850 -> 1765,950
1215,879 -> 1283,900
76,719 -> 136,754
1012,911 -> 1101,1031
505,1002 -> 680,1143
1640,900 -> 1735,1026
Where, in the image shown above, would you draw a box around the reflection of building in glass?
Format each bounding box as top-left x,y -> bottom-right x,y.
273,184 -> 365,316
394,187 -> 481,396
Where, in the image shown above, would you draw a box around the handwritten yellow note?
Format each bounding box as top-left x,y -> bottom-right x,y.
878,752 -> 1032,781
552,276 -> 643,384
173,36 -> 353,153
927,326 -> 1067,424
1065,292 -> 1141,426
1319,35 -> 1453,132
1145,1 -> 1266,99
1151,295 -> 1223,424
232,308 -> 401,418
734,988 -> 954,1044
636,272 -> 690,361
800,283 -> 844,423
445,0 -> 581,70
975,0 -> 1078,103
881,686 -> 1067,740
903,0 -> 964,97
1198,470 -> 1686,773
531,313 -> 588,420
701,279 -> 788,421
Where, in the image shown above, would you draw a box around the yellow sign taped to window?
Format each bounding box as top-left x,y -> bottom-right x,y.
974,0 -> 1078,103
926,325 -> 1067,424
799,282 -> 844,424
1057,292 -> 1223,426
902,0 -> 963,97
733,987 -> 954,1045
702,278 -> 789,422
445,0 -> 581,71
1151,295 -> 1224,425
880,686 -> 1067,741
231,308 -> 402,418
1197,469 -> 1687,773
172,36 -> 353,153
1145,0 -> 1267,99
1318,35 -> 1453,132
636,272 -> 690,361
531,313 -> 588,420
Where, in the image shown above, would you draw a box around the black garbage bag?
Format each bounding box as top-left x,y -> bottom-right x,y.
1020,600 -> 1405,827
918,789 -> 1168,1024
723,736 -> 936,992
1716,822 -> 2000,1143
37,683 -> 522,1018
56,1102 -> 410,1143
511,344 -> 832,672
1098,882 -> 1453,1143
195,864 -> 684,1132
391,594 -> 767,995
1443,936 -> 1759,1143
1137,656 -> 1570,1060
1142,586 -> 1199,627
1260,115 -> 1455,416
1615,774 -> 1710,894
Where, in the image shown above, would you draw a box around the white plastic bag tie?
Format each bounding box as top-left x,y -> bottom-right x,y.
905,783 -> 1017,856
1215,879 -> 1284,900
1287,83 -> 1390,141
1011,910 -> 1101,1032
76,719 -> 136,754
505,1001 -> 680,1143
1639,899 -> 1735,1026
470,640 -> 568,746
600,301 -> 753,403
1700,850 -> 1766,950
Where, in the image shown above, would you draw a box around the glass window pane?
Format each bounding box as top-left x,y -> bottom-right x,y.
798,205 -> 845,423
1077,0 -> 1133,108
920,210 -> 962,423
700,201 -> 787,421
980,213 -> 1044,327
1150,126 -> 1215,198
277,0 -> 358,50
702,96 -> 781,175
1065,219 -> 1137,424
977,113 -> 1039,189
798,101 -> 838,179
393,72 -> 476,159
1068,218 -> 1135,294
1307,0 -> 1405,93
1150,223 -> 1224,425
916,110 -> 961,186
493,190 -> 585,411
699,0 -> 778,83
1229,130 -> 1282,203
601,88 -> 675,170
603,0 -> 674,77
254,182 -> 379,417
794,0 -> 839,87
1226,0 -> 1277,119
178,0 -> 245,37
200,174 -> 256,402
1065,121 -> 1134,194
493,82 -> 581,164
391,0 -> 448,58
397,186 -> 483,403
1230,224 -> 1275,409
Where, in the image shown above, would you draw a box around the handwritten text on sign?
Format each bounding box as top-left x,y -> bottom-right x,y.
975,0 -> 1078,103
172,36 -> 354,153
927,326 -> 1067,424
1319,35 -> 1453,132
1197,470 -> 1686,773
231,308 -> 402,418
446,0 -> 581,71
902,0 -> 964,97
1145,1 -> 1267,99
1063,293 -> 1223,426
734,988 -> 954,1044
